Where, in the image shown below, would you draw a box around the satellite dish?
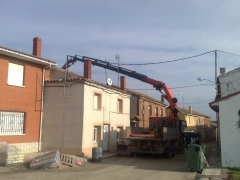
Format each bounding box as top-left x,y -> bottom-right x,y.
107,78 -> 113,86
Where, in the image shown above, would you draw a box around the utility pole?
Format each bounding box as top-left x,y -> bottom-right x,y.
115,54 -> 120,86
215,50 -> 220,149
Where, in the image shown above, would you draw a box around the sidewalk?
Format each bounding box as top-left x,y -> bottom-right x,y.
195,142 -> 228,180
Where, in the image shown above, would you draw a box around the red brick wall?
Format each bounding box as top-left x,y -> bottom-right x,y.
0,54 -> 44,143
138,96 -> 166,132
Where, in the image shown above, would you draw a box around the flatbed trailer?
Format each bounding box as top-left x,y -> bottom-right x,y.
126,117 -> 186,158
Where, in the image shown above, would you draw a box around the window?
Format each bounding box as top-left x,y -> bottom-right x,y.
117,99 -> 123,113
8,63 -> 24,87
93,126 -> 101,142
188,117 -> 190,125
148,105 -> 152,116
94,93 -> 101,110
0,111 -> 25,135
160,109 -> 163,117
155,107 -> 158,116
117,127 -> 123,140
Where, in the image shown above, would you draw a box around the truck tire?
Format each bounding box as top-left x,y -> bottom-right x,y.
164,152 -> 172,159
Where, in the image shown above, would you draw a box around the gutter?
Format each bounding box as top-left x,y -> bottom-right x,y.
38,63 -> 53,152
0,47 -> 57,66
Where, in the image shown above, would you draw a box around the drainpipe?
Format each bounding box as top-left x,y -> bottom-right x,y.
38,64 -> 51,152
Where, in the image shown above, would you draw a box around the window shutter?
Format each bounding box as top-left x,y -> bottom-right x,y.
8,63 -> 24,86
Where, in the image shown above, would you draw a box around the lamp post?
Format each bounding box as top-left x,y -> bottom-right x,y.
178,93 -> 184,109
197,77 -> 220,148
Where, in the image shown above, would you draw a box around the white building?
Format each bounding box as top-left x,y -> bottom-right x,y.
210,67 -> 240,167
41,62 -> 130,158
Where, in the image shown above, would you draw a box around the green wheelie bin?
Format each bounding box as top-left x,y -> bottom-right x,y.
187,144 -> 206,173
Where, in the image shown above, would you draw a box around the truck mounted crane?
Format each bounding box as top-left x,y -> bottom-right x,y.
62,55 -> 186,157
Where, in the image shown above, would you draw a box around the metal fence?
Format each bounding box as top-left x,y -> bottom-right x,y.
0,110 -> 25,135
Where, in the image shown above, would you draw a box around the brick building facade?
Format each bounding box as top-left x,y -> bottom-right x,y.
0,38 -> 56,152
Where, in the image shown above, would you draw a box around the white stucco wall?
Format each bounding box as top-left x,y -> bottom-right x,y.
219,68 -> 240,97
219,94 -> 240,167
43,80 -> 130,157
82,82 -> 130,157
42,82 -> 85,156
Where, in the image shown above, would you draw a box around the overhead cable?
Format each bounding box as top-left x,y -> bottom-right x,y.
112,50 -> 215,65
217,50 -> 240,58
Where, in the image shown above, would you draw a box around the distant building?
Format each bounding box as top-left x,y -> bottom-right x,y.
127,90 -> 168,132
177,106 -> 212,141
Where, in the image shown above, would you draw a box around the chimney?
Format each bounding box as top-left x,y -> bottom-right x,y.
33,37 -> 42,57
189,106 -> 192,114
120,76 -> 126,91
84,60 -> 92,79
220,67 -> 226,75
161,95 -> 165,103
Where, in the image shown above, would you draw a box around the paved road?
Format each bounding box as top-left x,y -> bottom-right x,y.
0,152 -> 197,180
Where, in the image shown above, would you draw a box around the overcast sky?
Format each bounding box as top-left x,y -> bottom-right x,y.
1,1 -> 240,120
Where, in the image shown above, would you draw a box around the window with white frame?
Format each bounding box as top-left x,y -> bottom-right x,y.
8,63 -> 24,87
94,93 -> 101,110
188,117 -> 190,125
117,99 -> 123,113
0,111 -> 25,135
93,126 -> 101,142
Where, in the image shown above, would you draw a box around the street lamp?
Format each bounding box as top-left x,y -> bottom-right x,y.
197,77 -> 215,83
197,76 -> 220,148
178,93 -> 184,109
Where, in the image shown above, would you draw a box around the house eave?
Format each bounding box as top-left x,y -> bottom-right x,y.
0,47 -> 57,67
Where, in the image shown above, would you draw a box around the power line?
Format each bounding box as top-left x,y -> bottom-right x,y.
217,50 -> 240,58
181,99 -> 214,104
129,83 -> 214,90
111,50 -> 215,65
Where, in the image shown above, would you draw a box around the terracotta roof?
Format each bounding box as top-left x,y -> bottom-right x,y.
0,45 -> 57,65
51,66 -> 82,78
126,88 -> 168,106
45,72 -> 131,95
47,67 -> 168,105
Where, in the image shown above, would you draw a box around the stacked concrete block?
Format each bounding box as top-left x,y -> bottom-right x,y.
0,142 -> 24,166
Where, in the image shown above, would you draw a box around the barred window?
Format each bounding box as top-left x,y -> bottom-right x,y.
0,111 -> 25,135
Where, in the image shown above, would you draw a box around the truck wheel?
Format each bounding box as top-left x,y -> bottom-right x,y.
164,152 -> 172,159
136,153 -> 141,157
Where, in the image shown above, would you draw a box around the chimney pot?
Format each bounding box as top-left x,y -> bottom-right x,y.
120,76 -> 126,91
33,37 -> 42,57
161,95 -> 165,103
189,106 -> 192,114
220,67 -> 226,75
84,60 -> 92,79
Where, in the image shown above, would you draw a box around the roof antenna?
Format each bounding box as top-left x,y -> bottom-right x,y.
115,54 -> 120,86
